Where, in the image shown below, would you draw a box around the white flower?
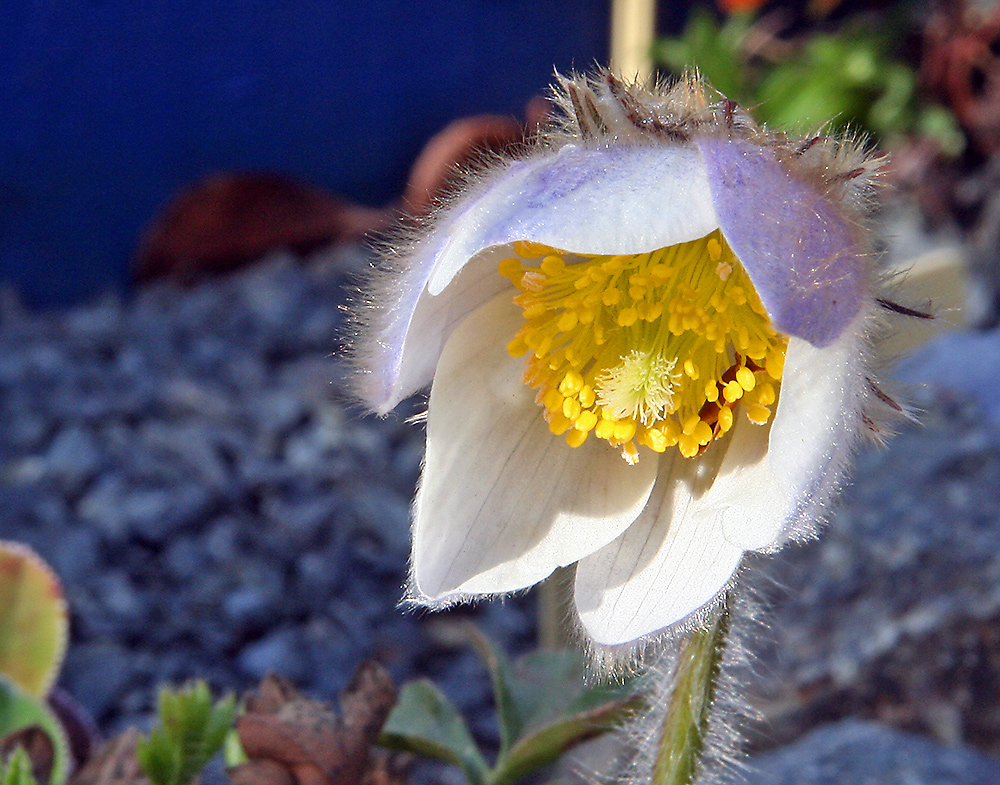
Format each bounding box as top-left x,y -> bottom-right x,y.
353,73 -> 890,648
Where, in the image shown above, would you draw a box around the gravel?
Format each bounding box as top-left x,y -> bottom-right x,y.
0,247 -> 535,744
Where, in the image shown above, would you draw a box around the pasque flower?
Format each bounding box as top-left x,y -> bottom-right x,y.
354,73 -> 892,648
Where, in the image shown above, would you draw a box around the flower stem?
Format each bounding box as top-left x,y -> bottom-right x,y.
651,598 -> 730,785
537,566 -> 575,650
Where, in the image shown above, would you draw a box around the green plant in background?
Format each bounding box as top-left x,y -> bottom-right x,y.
654,6 -> 965,155
1,748 -> 39,785
136,681 -> 237,785
379,628 -> 638,785
0,542 -> 71,785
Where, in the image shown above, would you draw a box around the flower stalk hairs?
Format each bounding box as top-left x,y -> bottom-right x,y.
353,71 -> 907,656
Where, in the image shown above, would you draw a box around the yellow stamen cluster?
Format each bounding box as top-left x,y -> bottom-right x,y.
500,231 -> 788,462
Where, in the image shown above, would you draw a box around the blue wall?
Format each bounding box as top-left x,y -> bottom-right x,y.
0,1 -> 609,306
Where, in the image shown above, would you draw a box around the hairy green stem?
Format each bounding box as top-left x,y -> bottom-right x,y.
651,598 -> 730,785
537,566 -> 576,650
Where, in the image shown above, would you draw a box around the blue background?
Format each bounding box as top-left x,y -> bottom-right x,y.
0,1 -> 609,306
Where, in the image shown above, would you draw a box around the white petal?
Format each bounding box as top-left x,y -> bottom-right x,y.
764,309 -> 870,542
413,293 -> 657,600
710,309 -> 872,551
427,144 -> 717,295
370,247 -> 509,414
699,415 -> 784,551
574,447 -> 743,646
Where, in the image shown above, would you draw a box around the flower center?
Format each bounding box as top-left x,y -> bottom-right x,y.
499,230 -> 788,463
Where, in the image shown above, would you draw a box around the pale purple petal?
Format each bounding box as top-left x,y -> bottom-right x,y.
697,137 -> 866,347
413,293 -> 657,600
364,144 -> 718,411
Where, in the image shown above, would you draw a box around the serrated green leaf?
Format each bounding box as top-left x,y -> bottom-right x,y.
1,746 -> 39,785
492,697 -> 636,785
136,681 -> 236,785
0,543 -> 69,699
0,677 -> 69,785
379,680 -> 489,785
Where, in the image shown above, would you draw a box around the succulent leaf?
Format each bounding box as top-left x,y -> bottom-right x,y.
0,543 -> 69,700
0,677 -> 70,785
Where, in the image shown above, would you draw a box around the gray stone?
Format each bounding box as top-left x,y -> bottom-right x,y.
745,720 -> 1000,785
44,426 -> 102,493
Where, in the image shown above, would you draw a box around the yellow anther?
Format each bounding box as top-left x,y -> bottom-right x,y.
736,366 -> 757,392
723,380 -> 744,403
617,307 -> 639,327
682,414 -> 701,435
522,303 -> 547,320
578,385 -> 595,408
612,420 -> 636,442
707,237 -> 722,261
704,381 -> 719,403
548,413 -> 571,435
644,427 -> 668,452
543,388 -> 564,412
765,351 -> 785,380
558,370 -> 584,396
683,359 -> 699,379
540,255 -> 565,276
746,404 -> 771,424
498,257 -> 523,278
747,338 -> 767,359
693,421 -> 713,445
602,288 -> 622,306
557,311 -> 578,331
566,428 -> 589,448
717,406 -> 734,433
562,397 -> 582,420
588,266 -> 609,283
650,264 -> 673,280
644,303 -> 663,322
575,410 -> 598,432
595,419 -> 616,440
755,382 -> 776,407
515,241 -> 547,258
601,256 -> 625,274
507,334 -> 528,357
678,434 -> 700,458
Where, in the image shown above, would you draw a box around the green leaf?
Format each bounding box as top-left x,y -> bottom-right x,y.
136,681 -> 236,785
465,628 -> 522,755
378,680 -> 489,785
222,727 -> 248,768
0,543 -> 69,699
0,676 -> 70,785
468,629 -> 638,785
492,697 -> 636,785
1,747 -> 39,785
652,9 -> 750,100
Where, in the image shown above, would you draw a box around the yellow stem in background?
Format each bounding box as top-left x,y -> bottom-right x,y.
610,0 -> 658,86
